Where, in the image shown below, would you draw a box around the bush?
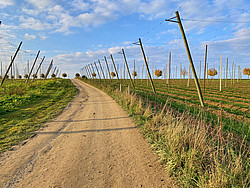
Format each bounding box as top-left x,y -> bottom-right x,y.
51,73 -> 56,78
75,73 -> 80,77
208,68 -> 217,77
154,69 -> 162,77
40,73 -> 45,78
132,71 -> 137,77
111,72 -> 116,77
62,73 -> 67,78
18,75 -> 22,79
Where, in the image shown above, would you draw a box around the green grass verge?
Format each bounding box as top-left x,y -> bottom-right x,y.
0,79 -> 78,153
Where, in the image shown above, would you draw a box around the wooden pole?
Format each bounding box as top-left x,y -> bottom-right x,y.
122,49 -> 135,89
110,54 -> 119,80
133,59 -> 135,83
175,11 -> 204,107
141,63 -> 144,81
104,56 -> 112,81
203,44 -> 207,97
94,62 -> 101,81
26,50 -> 40,83
45,60 -> 53,79
98,60 -> 106,81
1,42 -> 22,86
168,52 -> 171,90
187,64 -> 190,87
219,54 -> 222,91
138,38 -> 156,94
225,58 -> 228,87
33,56 -> 45,80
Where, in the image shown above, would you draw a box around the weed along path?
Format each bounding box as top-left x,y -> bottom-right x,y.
0,79 -> 174,188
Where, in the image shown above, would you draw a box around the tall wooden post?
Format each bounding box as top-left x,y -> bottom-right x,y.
104,56 -> 112,81
94,62 -> 101,81
110,54 -> 119,80
168,52 -> 171,90
33,56 -> 45,80
203,44 -> 207,97
133,59 -> 135,83
138,38 -> 156,94
26,50 -> 40,83
141,63 -> 144,81
1,42 -> 22,86
122,49 -> 135,88
45,60 -> 53,79
225,58 -> 228,87
219,54 -> 222,91
175,11 -> 204,107
98,60 -> 106,81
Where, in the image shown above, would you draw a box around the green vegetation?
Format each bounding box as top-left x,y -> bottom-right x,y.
80,78 -> 249,187
0,79 -> 78,153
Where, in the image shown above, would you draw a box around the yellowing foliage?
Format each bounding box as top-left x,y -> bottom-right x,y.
243,68 -> 250,78
207,68 -> 217,77
92,72 -> 96,77
111,72 -> 116,77
132,71 -> 137,77
154,69 -> 162,77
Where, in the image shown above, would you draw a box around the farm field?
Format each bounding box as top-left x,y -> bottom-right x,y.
0,79 -> 78,153
84,78 -> 250,139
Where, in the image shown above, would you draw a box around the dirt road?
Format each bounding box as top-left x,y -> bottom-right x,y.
0,79 -> 174,188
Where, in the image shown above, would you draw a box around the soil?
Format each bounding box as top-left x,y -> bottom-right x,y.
0,79 -> 175,188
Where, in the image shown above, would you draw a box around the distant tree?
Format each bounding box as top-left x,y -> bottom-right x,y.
18,75 -> 22,79
243,67 -> 250,79
24,74 -> 28,79
75,73 -> 80,78
51,73 -> 56,78
180,68 -> 188,79
6,75 -> 9,79
132,71 -> 137,77
155,69 -> 162,77
40,73 -> 45,78
11,75 -> 14,79
62,73 -> 67,78
207,68 -> 217,78
92,72 -> 96,77
110,72 -> 116,77
32,74 -> 37,78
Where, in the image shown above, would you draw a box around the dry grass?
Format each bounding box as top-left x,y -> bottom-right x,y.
111,88 -> 249,187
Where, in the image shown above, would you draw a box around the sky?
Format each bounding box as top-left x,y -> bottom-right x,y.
0,0 -> 250,79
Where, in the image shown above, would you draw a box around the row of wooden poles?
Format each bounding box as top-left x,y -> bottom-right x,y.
0,42 -> 60,86
83,11 -> 206,107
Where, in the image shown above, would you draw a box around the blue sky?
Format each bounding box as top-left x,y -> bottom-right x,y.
0,0 -> 250,78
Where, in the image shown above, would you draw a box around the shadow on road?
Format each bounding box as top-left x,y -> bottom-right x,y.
36,126 -> 136,135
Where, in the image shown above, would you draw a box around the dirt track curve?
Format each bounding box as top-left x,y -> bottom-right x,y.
0,79 -> 174,188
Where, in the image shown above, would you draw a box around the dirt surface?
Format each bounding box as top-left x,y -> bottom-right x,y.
0,79 -> 175,188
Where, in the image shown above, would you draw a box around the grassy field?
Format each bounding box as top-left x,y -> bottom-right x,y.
80,77 -> 249,187
0,79 -> 78,153
83,78 -> 249,140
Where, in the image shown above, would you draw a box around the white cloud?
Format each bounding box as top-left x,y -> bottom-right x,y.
24,33 -> 37,40
25,0 -> 53,9
71,0 -> 89,11
0,0 -> 14,8
19,16 -> 52,30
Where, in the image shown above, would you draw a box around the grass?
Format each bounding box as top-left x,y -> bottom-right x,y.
0,79 -> 78,154
80,78 -> 249,187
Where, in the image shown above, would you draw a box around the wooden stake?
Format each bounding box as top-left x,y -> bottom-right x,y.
33,56 -> 45,80
203,44 -> 207,97
225,58 -> 228,87
1,42 -> 22,86
98,60 -> 106,81
219,54 -> 222,91
138,38 -> 156,94
175,11 -> 204,107
168,52 -> 171,90
45,60 -> 53,79
26,50 -> 40,83
110,54 -> 119,80
122,49 -> 135,89
94,62 -> 101,81
104,56 -> 112,81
